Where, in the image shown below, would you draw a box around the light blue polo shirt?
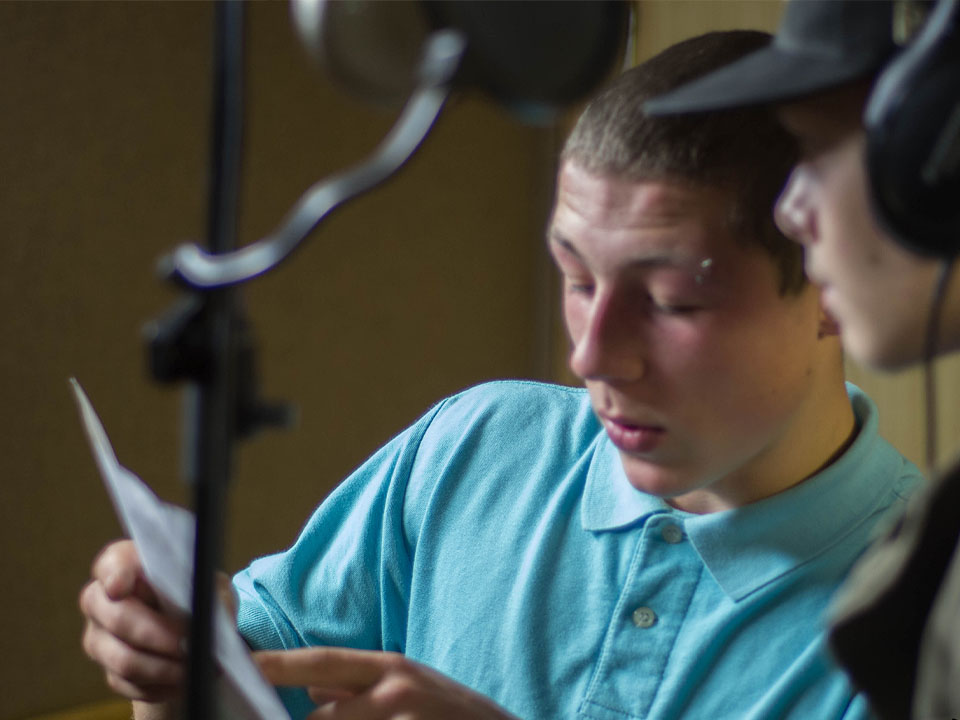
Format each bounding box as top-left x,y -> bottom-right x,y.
234,381 -> 920,719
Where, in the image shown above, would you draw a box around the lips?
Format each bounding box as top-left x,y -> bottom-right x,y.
600,415 -> 666,453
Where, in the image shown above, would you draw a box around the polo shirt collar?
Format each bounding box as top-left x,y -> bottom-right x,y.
581,384 -> 896,602
581,432 -> 671,531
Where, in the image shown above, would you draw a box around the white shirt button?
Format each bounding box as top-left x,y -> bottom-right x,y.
661,524 -> 684,544
632,606 -> 657,628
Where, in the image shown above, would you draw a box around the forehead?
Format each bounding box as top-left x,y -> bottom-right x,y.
775,81 -> 871,141
550,162 -> 739,258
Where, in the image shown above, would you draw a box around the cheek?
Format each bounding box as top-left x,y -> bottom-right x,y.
678,305 -> 815,394
647,320 -> 724,378
820,152 -> 876,256
562,293 -> 588,343
697,332 -> 813,436
821,204 -> 892,297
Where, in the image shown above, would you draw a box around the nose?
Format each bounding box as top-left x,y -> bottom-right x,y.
775,166 -> 817,246
568,290 -> 645,383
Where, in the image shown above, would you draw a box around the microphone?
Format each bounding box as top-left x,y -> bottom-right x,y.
290,0 -> 630,123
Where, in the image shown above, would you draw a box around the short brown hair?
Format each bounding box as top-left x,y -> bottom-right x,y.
562,30 -> 805,294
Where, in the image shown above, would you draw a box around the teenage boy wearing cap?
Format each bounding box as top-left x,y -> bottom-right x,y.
80,29 -> 922,720
647,2 -> 960,719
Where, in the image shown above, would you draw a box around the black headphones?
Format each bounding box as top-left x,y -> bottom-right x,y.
865,0 -> 960,258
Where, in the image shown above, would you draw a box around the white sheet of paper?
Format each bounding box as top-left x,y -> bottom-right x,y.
70,378 -> 290,720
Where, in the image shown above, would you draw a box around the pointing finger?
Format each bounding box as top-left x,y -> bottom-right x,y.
255,647 -> 406,692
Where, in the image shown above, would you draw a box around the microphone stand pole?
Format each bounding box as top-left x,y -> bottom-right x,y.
147,2 -> 249,719
183,2 -> 244,719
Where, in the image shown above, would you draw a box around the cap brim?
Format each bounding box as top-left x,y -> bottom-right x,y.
645,44 -> 884,115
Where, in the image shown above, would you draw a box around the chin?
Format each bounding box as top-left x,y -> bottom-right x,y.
621,459 -> 700,498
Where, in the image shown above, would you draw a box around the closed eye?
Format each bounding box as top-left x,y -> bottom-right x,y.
654,303 -> 700,315
566,280 -> 595,296
649,296 -> 702,315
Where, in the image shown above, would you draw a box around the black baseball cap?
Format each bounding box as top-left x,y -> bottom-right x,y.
645,0 -> 901,115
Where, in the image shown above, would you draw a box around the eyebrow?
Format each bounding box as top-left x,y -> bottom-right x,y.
547,232 -> 699,271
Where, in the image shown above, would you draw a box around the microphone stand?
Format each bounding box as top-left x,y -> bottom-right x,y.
147,2 -> 251,719
180,3 -> 242,719
143,3 -> 465,717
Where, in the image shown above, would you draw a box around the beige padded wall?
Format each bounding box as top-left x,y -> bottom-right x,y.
635,0 -> 784,60
0,2 -> 555,717
846,355 -> 960,471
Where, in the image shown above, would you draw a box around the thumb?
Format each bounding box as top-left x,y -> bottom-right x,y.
93,539 -> 156,605
102,565 -> 139,599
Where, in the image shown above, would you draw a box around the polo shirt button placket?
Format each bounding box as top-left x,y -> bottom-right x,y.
632,606 -> 657,629
661,523 -> 684,544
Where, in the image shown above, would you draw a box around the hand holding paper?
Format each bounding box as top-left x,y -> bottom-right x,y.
71,379 -> 290,720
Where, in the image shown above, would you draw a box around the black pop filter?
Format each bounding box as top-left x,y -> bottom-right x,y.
291,0 -> 630,122
426,0 -> 630,121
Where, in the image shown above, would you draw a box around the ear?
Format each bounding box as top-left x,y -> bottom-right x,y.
818,304 -> 841,339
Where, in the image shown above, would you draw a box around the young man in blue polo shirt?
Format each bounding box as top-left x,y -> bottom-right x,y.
79,30 -> 921,720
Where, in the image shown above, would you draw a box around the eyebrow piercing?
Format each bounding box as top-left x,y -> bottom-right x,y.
695,257 -> 713,285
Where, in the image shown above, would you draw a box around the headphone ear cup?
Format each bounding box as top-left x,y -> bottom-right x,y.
865,0 -> 960,258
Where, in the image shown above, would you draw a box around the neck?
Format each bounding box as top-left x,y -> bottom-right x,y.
670,337 -> 856,514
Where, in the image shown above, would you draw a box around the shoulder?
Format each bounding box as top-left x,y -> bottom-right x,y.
412,380 -> 600,466
428,380 -> 593,430
402,380 -> 602,524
